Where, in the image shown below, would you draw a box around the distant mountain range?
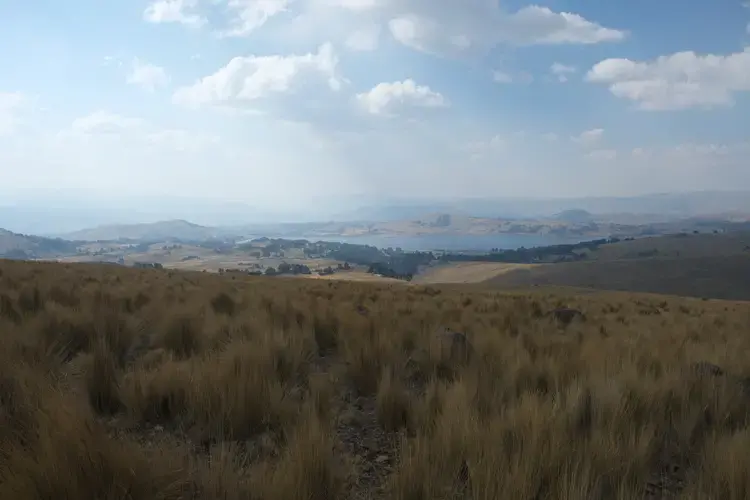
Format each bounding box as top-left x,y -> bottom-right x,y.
333,190 -> 750,222
3,190 -> 750,239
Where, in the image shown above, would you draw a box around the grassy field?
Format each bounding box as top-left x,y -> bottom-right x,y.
487,254 -> 750,301
58,242 -> 343,274
2,259 -> 750,499
412,262 -> 537,285
305,270 -> 407,284
584,231 -> 750,261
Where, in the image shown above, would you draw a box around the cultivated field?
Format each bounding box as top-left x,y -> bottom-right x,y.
58,242 -> 343,274
2,259 -> 750,499
413,262 -> 537,284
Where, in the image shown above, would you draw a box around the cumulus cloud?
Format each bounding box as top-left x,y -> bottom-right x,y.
586,47 -> 750,110
127,59 -> 170,91
144,0 -> 293,35
221,0 -> 293,37
356,79 -> 447,116
147,0 -> 625,58
572,128 -> 604,146
173,43 -> 343,108
143,0 -> 205,26
378,3 -> 625,56
0,92 -> 26,136
550,62 -> 576,82
503,6 -> 625,45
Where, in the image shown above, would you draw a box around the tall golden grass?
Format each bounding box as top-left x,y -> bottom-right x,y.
1,259 -> 750,499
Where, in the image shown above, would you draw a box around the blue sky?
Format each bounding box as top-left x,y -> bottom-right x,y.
1,0 -> 749,215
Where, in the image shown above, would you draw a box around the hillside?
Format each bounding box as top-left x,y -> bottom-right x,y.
583,231 -> 750,261
487,254 -> 750,301
412,262 -> 537,284
0,228 -> 34,253
2,258 -> 750,498
61,219 -> 233,242
0,228 -> 80,259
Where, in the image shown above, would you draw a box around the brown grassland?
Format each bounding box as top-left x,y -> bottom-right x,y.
2,259 -> 750,499
413,262 -> 537,285
488,254 -> 750,302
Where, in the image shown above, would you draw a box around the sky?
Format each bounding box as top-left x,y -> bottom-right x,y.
1,0 -> 750,216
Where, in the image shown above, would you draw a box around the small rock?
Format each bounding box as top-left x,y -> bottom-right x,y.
375,455 -> 389,464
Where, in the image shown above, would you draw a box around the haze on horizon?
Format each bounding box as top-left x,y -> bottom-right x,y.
2,0 -> 750,222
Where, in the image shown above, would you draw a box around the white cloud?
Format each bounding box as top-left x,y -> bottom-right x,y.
387,16 -> 434,53
572,128 -> 604,145
0,92 -> 26,136
144,0 -> 293,36
143,0 -> 205,26
221,0 -> 292,37
586,47 -> 750,110
379,3 -> 625,56
127,59 -> 170,91
324,0 -> 378,10
345,24 -> 380,51
550,62 -> 576,82
356,79 -> 447,116
504,6 -> 625,45
155,1 -> 625,58
173,43 -> 343,108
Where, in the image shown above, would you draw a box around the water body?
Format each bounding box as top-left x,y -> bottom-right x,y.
256,233 -> 596,252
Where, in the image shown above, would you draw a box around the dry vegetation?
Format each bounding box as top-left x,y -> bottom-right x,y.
413,262 -> 537,285
586,232 -> 750,262
2,259 -> 750,499
487,254 -> 750,301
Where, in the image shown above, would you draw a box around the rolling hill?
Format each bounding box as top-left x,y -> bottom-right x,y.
0,228 -> 80,259
60,219 -> 234,242
486,247 -> 750,301
480,231 -> 750,300
582,231 -> 750,261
